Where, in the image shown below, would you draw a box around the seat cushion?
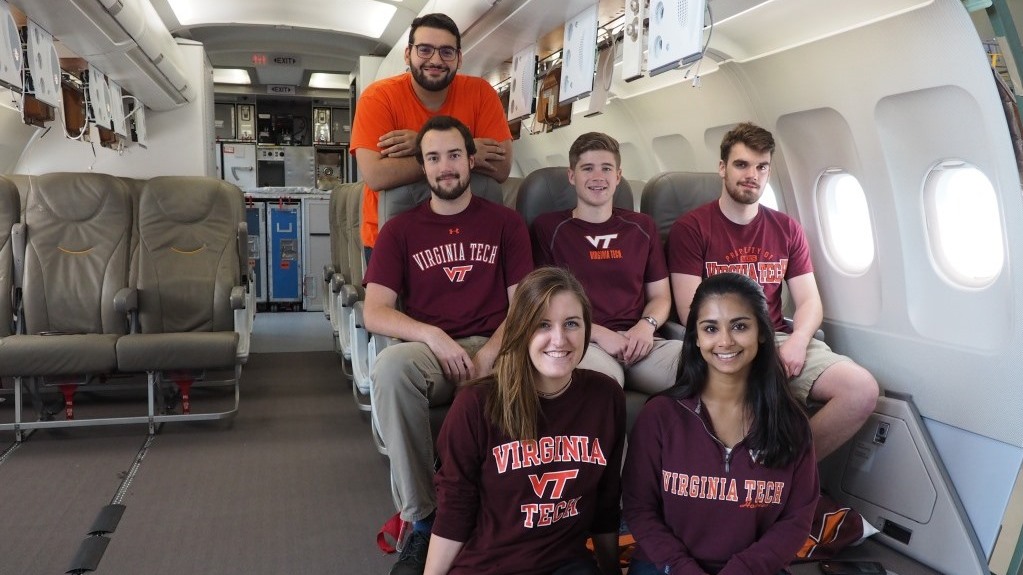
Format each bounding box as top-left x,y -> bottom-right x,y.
0,334 -> 118,377
116,331 -> 240,372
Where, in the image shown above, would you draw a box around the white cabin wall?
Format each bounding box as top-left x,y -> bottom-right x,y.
734,0 -> 1023,448
14,41 -> 213,178
729,2 -> 1023,551
511,62 -> 753,180
0,99 -> 42,174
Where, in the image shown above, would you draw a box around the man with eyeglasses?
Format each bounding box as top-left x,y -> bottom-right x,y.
351,12 -> 513,262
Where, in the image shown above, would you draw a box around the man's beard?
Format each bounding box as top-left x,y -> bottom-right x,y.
725,180 -> 762,205
429,173 -> 470,201
411,63 -> 456,92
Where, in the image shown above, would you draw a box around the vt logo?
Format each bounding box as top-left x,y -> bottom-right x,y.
585,234 -> 618,249
528,470 -> 579,499
444,265 -> 473,282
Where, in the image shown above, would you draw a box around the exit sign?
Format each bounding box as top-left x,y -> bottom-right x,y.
252,53 -> 302,67
267,84 -> 297,95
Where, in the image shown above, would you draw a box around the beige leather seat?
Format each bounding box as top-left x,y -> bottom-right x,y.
115,176 -> 250,427
640,171 -> 822,342
353,173 -> 504,453
327,181 -> 365,371
514,167 -> 649,425
640,171 -> 721,242
500,175 -> 523,209
514,166 -> 634,226
0,173 -> 133,436
0,175 -> 18,339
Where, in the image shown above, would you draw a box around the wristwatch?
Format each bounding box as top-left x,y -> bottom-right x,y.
642,316 -> 658,329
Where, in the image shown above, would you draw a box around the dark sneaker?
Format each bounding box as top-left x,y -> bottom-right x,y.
389,530 -> 429,575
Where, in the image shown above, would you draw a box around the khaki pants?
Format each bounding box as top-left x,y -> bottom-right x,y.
577,338 -> 683,395
371,336 -> 489,522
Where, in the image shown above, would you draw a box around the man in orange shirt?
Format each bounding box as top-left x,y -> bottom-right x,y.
350,12 -> 513,260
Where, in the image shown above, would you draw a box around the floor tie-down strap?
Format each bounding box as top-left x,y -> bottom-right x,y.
89,504 -> 126,536
66,535 -> 109,574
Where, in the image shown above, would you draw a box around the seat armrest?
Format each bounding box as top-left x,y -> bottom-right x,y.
353,300 -> 365,329
114,287 -> 138,314
237,222 -> 250,285
340,283 -> 362,307
330,272 -> 345,294
11,222 -> 25,287
230,285 -> 247,310
114,287 -> 139,333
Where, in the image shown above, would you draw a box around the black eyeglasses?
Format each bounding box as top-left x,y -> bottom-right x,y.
411,43 -> 459,62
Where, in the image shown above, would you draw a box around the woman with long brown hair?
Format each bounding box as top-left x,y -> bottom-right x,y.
423,267 -> 626,575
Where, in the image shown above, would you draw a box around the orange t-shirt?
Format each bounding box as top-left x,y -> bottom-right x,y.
349,73 -> 512,248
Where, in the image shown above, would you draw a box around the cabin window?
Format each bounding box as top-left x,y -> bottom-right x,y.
817,172 -> 874,274
924,162 -> 1004,287
761,183 -> 780,211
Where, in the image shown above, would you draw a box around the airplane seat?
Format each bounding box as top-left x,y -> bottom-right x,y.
328,182 -> 364,384
640,171 -> 825,342
0,176 -> 15,396
640,171 -> 720,337
119,177 -> 146,288
500,175 -> 523,209
352,173 -> 504,453
324,183 -> 345,322
0,176 -> 18,338
513,167 -> 650,420
5,174 -> 30,217
627,179 -> 646,211
640,171 -> 721,243
377,172 -> 504,225
0,172 -> 133,437
325,182 -> 349,349
514,166 -> 633,227
114,176 -> 249,431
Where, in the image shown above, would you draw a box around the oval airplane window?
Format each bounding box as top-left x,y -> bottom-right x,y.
925,162 -> 1004,287
818,171 -> 874,274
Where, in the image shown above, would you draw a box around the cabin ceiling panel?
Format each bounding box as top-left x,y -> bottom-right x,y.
710,0 -> 934,62
163,0 -> 400,39
460,0 -> 625,79
150,0 -> 429,89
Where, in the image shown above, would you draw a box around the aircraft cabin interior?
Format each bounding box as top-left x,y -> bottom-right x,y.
0,1 -> 1021,574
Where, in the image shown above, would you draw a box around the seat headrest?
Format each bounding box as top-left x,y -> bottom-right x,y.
515,166 -> 634,226
141,177 -> 241,224
640,172 -> 721,242
28,172 -> 129,223
378,173 -> 504,227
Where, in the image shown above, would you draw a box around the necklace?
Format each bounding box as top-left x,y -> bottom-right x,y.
537,377 -> 572,398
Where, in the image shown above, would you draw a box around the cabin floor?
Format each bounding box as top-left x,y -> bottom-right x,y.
0,312 -> 943,575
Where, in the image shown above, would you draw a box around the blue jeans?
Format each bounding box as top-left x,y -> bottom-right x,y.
628,558 -> 668,575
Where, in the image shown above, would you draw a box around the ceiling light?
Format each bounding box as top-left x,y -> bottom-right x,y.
309,73 -> 351,89
167,0 -> 398,39
213,68 -> 251,85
